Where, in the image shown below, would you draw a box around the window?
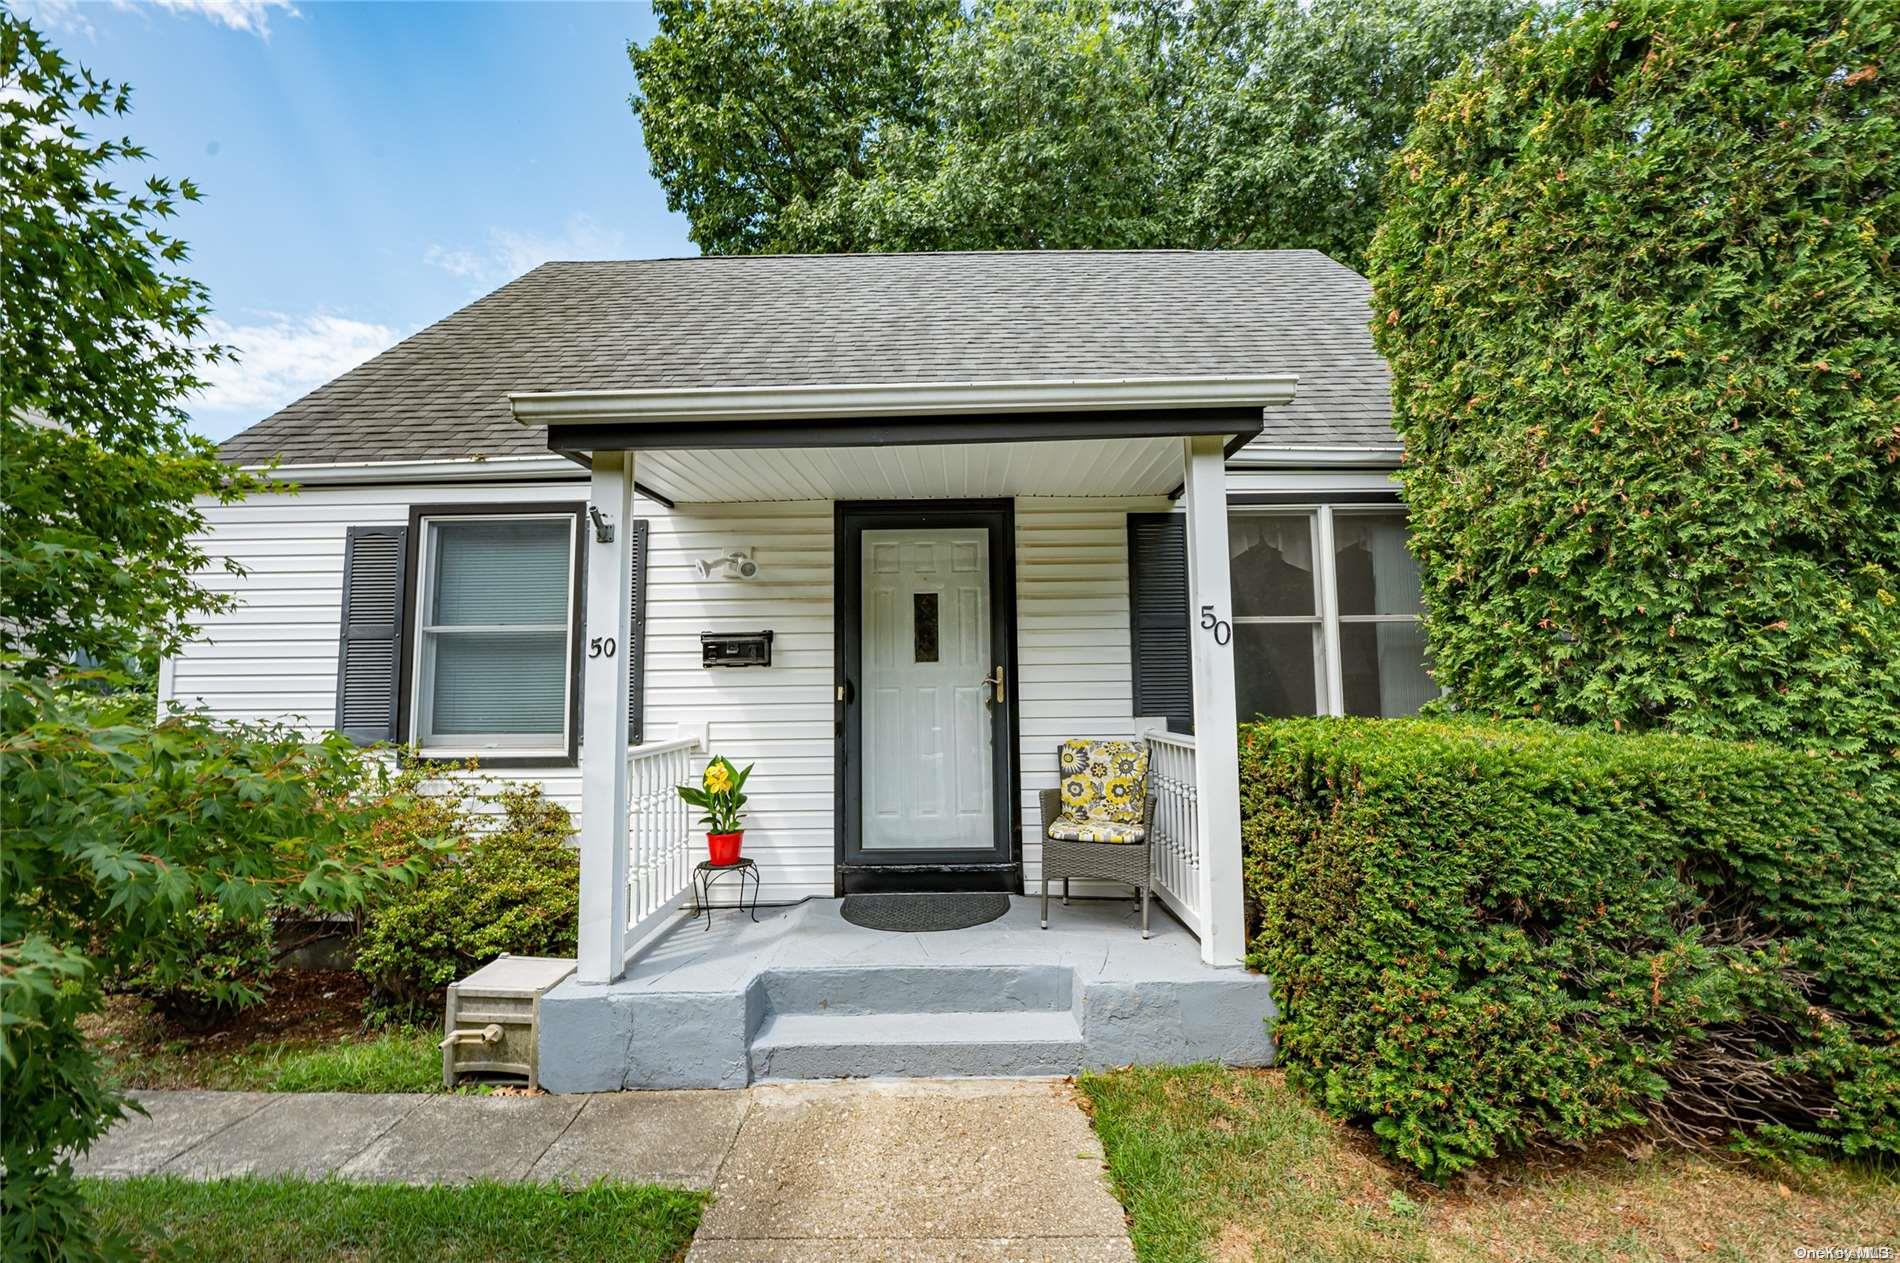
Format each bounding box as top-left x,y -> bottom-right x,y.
410,511 -> 579,757
1230,514 -> 1322,718
1332,511 -> 1436,717
1229,506 -> 1434,720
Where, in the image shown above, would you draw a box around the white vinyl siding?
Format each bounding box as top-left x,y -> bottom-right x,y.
641,502 -> 836,898
1014,497 -> 1169,887
165,481 -> 1182,901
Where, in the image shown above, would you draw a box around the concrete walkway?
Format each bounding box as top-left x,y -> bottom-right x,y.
79,1080 -> 1135,1262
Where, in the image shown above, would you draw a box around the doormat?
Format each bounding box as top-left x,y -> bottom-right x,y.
840,892 -> 1009,933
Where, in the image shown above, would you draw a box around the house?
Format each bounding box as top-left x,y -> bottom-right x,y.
164,250 -> 1420,1090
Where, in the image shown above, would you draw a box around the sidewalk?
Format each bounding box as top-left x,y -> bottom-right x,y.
79,1079 -> 1136,1262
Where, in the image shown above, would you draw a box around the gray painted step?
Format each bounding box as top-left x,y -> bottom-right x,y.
757,965 -> 1073,1016
748,1010 -> 1085,1081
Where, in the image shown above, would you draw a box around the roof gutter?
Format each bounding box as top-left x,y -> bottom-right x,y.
509,374 -> 1297,427
238,455 -> 586,486
1230,444 -> 1403,470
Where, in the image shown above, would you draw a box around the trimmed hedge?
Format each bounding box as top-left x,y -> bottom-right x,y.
1241,717 -> 1897,1178
1366,2 -> 1900,781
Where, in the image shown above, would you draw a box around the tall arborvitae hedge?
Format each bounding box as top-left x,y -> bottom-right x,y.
1367,2 -> 1899,782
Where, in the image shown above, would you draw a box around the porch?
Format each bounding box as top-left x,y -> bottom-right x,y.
537,891 -> 1276,1093
511,372 -> 1284,1087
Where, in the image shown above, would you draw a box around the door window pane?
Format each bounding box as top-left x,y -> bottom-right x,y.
1333,513 -> 1422,617
1230,514 -> 1315,617
1234,623 -> 1321,719
1340,622 -> 1435,717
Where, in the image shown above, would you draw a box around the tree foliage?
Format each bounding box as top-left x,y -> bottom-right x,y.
1,14 -> 263,676
1367,1 -> 1900,782
631,0 -> 1532,266
0,15 -> 428,1259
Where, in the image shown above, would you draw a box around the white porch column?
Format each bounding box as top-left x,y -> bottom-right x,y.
577,450 -> 636,984
1181,435 -> 1246,966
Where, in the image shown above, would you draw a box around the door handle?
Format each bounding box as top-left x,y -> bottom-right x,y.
979,665 -> 1005,704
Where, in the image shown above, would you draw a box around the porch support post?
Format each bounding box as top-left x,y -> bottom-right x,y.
1181,435 -> 1245,966
577,450 -> 635,984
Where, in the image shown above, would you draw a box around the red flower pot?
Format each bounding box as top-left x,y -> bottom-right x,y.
706,831 -> 744,867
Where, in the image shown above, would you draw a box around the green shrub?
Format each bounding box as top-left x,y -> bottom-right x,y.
354,787 -> 578,1021
1366,2 -> 1900,784
1241,717 -> 1898,1179
117,903 -> 275,1029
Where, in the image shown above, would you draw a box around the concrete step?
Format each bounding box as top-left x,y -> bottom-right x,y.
748,1010 -> 1086,1081
756,965 -> 1073,1016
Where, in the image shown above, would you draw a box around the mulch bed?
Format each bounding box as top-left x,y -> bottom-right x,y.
85,968 -> 380,1064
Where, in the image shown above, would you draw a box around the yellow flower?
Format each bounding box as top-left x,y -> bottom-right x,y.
703,763 -> 733,794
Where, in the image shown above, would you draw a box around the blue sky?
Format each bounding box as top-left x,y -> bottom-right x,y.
18,0 -> 695,440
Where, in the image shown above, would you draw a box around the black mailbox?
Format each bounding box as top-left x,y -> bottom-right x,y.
701,630 -> 774,668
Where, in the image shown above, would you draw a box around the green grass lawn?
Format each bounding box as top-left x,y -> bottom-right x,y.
106,1026 -> 448,1093
86,1176 -> 707,1263
1079,1064 -> 1900,1263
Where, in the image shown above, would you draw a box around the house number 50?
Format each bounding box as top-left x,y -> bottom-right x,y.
589,636 -> 617,659
1199,605 -> 1232,646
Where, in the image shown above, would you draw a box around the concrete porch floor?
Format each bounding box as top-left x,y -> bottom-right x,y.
539,895 -> 1276,1093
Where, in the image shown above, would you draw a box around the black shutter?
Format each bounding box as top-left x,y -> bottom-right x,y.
1127,513 -> 1194,734
627,519 -> 649,746
335,525 -> 408,745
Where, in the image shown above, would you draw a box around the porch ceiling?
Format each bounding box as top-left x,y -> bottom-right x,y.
628,436 -> 1185,504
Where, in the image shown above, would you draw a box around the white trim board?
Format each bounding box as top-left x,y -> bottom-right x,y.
510,374 -> 1298,426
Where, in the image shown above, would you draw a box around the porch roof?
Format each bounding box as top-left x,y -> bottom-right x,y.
217,251 -> 1392,470
513,371 -> 1287,503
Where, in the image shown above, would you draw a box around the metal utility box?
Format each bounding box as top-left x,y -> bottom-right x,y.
701,629 -> 774,668
440,955 -> 574,1090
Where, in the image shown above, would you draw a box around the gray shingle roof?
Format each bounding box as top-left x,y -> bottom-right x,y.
219,250 -> 1395,466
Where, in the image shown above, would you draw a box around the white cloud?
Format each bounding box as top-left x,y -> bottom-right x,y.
122,0 -> 300,37
425,214 -> 628,290
193,311 -> 403,415
14,0 -> 300,38
9,0 -> 95,36
421,243 -> 489,283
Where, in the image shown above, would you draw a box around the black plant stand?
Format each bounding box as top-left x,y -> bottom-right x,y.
690,857 -> 760,931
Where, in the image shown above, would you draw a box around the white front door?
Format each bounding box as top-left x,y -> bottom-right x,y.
860,528 -> 995,851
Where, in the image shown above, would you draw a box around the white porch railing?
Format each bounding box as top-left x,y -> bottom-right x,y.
625,736 -> 702,933
1143,729 -> 1204,940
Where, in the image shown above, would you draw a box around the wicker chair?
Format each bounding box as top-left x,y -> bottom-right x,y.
1038,740 -> 1158,939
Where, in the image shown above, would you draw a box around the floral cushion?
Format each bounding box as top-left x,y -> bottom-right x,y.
1046,819 -> 1147,844
1057,738 -> 1150,829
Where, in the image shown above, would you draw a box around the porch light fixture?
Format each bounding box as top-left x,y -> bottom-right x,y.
695,548 -> 759,580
